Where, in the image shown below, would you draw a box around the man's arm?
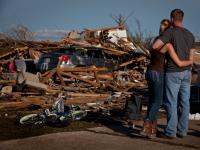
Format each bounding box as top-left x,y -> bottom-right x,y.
152,39 -> 165,50
152,28 -> 172,51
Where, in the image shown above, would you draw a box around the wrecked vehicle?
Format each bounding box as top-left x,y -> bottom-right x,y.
36,46 -> 119,72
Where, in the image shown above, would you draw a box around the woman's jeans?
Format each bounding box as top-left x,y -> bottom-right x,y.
145,70 -> 164,121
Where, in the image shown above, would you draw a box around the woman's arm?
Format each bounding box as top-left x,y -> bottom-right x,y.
159,43 -> 193,67
189,48 -> 195,62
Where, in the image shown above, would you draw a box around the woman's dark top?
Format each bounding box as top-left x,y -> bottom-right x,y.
148,36 -> 165,72
149,50 -> 165,72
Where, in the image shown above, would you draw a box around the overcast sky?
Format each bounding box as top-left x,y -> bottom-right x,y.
0,0 -> 199,39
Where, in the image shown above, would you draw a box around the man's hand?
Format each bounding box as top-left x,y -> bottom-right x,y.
152,39 -> 164,50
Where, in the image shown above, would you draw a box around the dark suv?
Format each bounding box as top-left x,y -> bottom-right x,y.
36,46 -> 118,72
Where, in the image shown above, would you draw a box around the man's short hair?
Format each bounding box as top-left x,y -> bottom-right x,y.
170,9 -> 184,21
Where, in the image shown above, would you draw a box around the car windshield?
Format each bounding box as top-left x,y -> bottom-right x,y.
56,48 -> 74,55
86,50 -> 104,58
53,47 -> 105,58
75,50 -> 88,57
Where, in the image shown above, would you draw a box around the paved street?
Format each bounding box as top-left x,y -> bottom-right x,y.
0,119 -> 199,150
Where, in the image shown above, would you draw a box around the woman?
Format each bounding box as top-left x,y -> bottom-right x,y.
140,19 -> 193,138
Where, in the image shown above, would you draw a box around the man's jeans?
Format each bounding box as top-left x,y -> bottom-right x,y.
146,70 -> 164,121
164,70 -> 191,137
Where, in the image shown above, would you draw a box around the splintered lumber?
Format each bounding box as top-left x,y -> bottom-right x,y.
127,81 -> 146,87
0,95 -> 110,109
63,38 -> 127,56
97,74 -> 113,80
56,70 -> 65,86
122,82 -> 146,92
59,71 -> 100,87
30,46 -> 64,51
41,70 -> 52,77
105,82 -> 122,92
42,69 -> 57,82
136,43 -> 150,56
64,93 -> 111,104
0,47 -> 29,60
101,46 -> 128,56
0,80 -> 16,86
119,56 -> 146,67
65,97 -> 108,104
63,86 -> 90,92
94,71 -> 99,83
29,49 -> 42,60
0,92 -> 111,109
67,92 -> 110,98
83,25 -> 125,33
70,72 -> 113,81
0,98 -> 46,109
59,66 -> 108,72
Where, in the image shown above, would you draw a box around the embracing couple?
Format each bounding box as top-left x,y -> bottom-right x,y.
141,9 -> 195,138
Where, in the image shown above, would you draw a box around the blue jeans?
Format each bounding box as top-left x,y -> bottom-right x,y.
145,70 -> 164,121
164,70 -> 191,137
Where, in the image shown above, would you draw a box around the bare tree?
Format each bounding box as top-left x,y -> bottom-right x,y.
0,32 -> 8,39
6,24 -> 33,41
110,13 -> 154,49
110,11 -> 134,26
130,17 -> 154,49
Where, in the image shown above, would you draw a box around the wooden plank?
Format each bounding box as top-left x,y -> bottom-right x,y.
63,38 -> 127,56
83,25 -> 125,32
42,69 -> 57,83
67,92 -> 110,98
94,71 -> 99,84
72,72 -> 113,80
56,70 -> 65,86
59,71 -> 99,87
0,98 -> 46,109
119,56 -> 146,67
59,66 -> 108,72
0,80 -> 16,86
65,97 -> 108,104
105,82 -> 122,92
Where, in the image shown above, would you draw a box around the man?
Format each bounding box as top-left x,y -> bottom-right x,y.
152,9 -> 195,138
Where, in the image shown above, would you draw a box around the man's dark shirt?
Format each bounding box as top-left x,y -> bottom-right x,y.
159,26 -> 195,72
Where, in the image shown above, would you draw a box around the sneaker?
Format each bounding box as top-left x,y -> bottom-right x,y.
158,133 -> 176,139
177,133 -> 186,138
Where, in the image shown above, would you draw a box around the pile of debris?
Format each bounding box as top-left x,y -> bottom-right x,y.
0,25 -> 148,110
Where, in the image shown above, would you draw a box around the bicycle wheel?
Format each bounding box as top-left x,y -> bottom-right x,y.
19,114 -> 45,125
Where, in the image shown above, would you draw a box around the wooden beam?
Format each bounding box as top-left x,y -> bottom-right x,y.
59,71 -> 99,87
56,70 -> 65,86
42,69 -> 57,83
63,38 -> 127,56
59,66 -> 108,72
67,92 -> 110,98
119,56 -> 146,67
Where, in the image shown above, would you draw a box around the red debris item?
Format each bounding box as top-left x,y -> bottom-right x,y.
9,62 -> 16,73
59,55 -> 70,61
